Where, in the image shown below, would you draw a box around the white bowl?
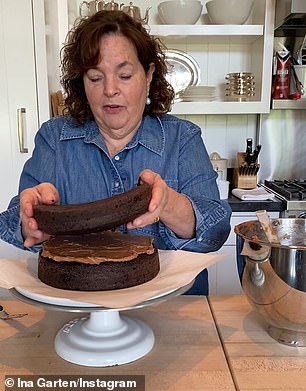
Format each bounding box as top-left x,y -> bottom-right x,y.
206,0 -> 254,25
158,0 -> 203,25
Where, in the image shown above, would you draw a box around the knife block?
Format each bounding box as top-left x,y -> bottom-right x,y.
234,152 -> 258,189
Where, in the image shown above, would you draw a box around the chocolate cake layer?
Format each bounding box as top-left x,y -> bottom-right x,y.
38,231 -> 160,291
38,249 -> 159,291
33,183 -> 152,235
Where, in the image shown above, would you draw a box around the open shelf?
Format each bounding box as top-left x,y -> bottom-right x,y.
149,24 -> 264,44
171,100 -> 271,115
271,99 -> 306,110
51,0 -> 275,115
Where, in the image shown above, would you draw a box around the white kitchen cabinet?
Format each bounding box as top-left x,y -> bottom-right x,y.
150,0 -> 275,114
0,0 -> 49,258
65,0 -> 275,115
208,211 -> 279,295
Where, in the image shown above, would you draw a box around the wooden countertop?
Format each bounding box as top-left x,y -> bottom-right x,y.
2,288 -> 306,390
0,288 -> 235,391
209,295 -> 306,390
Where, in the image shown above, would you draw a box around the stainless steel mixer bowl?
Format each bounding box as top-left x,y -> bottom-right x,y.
234,218 -> 306,346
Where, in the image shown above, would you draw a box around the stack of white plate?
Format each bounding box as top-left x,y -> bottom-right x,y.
180,85 -> 217,101
225,72 -> 255,101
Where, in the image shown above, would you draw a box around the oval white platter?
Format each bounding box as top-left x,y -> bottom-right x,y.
164,49 -> 200,97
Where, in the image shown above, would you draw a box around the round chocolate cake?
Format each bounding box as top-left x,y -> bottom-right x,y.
38,231 -> 160,291
33,183 -> 152,235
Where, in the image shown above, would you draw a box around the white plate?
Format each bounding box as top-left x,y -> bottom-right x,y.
182,97 -> 217,102
15,286 -> 177,308
15,287 -> 100,307
164,49 -> 200,96
185,85 -> 216,91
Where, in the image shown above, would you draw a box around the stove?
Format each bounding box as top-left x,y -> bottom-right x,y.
264,179 -> 306,218
264,180 -> 306,218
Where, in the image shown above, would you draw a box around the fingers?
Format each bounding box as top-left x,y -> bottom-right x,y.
21,183 -> 59,208
126,211 -> 160,229
139,170 -> 166,213
138,169 -> 155,185
20,183 -> 59,247
127,171 -> 168,229
23,230 -> 50,248
22,214 -> 49,247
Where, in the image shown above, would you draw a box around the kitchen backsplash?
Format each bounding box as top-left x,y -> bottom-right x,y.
183,114 -> 257,169
258,109 -> 306,181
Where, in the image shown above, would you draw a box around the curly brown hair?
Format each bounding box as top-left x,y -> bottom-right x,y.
60,10 -> 175,124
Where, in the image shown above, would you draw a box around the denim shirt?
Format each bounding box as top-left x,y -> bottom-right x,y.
0,114 -> 231,256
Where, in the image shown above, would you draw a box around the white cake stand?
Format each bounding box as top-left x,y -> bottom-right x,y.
10,281 -> 193,367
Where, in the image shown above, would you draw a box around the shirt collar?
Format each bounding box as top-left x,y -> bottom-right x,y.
60,118 -> 99,141
59,115 -> 165,156
126,116 -> 165,156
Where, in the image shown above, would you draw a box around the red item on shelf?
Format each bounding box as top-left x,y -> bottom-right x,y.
288,92 -> 301,100
272,49 -> 291,99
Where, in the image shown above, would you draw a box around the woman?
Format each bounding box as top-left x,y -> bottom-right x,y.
0,11 -> 231,294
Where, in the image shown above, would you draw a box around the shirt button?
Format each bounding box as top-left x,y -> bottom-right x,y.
114,181 -> 120,188
198,236 -> 203,242
114,155 -> 120,161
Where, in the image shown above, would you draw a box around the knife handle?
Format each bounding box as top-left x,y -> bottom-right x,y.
246,138 -> 253,154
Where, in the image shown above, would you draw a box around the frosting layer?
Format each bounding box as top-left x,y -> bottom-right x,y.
42,231 -> 155,264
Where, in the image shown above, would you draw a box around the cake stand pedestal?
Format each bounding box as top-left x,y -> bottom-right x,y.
10,281 -> 193,367
55,310 -> 154,366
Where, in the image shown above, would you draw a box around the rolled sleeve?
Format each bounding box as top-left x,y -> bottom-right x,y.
159,196 -> 231,252
0,203 -> 25,251
0,196 -> 40,253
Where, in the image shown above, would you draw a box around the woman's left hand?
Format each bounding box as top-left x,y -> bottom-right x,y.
127,169 -> 196,239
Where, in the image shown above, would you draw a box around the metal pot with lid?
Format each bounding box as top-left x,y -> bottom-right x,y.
79,0 -> 150,23
79,0 -> 99,17
120,2 -> 150,24
98,0 -> 121,10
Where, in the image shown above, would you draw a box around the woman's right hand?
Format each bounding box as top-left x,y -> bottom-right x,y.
20,183 -> 59,247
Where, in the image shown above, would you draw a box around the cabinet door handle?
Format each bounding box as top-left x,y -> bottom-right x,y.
17,108 -> 28,153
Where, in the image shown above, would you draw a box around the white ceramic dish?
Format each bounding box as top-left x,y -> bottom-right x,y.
15,286 -> 177,308
15,287 -> 99,307
164,49 -> 200,97
206,0 -> 254,25
158,0 -> 203,24
181,85 -> 217,101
